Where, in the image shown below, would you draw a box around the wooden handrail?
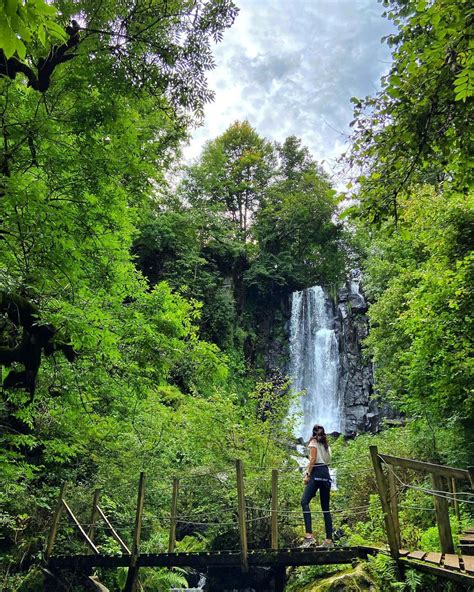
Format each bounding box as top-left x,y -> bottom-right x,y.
236,459 -> 248,572
378,453 -> 470,481
168,477 -> 179,553
96,505 -> 131,554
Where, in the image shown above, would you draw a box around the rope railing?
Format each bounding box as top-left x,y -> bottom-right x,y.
381,457 -> 474,505
371,446 -> 474,558
45,450 -> 473,588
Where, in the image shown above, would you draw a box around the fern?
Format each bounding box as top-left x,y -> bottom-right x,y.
366,554 -> 398,589
142,567 -> 189,591
404,569 -> 423,591
115,566 -> 188,591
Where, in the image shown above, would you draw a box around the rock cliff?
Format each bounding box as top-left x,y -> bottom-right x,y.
335,270 -> 377,436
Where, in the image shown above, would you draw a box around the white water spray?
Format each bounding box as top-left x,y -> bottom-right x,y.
290,286 -> 343,438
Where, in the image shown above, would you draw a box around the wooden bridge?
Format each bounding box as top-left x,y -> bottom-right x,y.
44,450 -> 474,591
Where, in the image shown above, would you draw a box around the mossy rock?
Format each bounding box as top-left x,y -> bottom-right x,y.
300,563 -> 376,592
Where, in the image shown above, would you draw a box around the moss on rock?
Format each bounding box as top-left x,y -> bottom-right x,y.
300,563 -> 376,592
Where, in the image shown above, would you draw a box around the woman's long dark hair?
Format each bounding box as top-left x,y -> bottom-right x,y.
310,424 -> 329,450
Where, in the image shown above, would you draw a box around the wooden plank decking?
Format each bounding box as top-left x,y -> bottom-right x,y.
400,549 -> 474,586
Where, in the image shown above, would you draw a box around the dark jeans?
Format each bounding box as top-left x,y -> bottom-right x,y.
301,464 -> 333,539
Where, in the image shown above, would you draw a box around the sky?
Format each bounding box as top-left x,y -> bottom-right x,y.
184,0 -> 395,183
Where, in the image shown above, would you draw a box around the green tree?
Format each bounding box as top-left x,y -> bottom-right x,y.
357,187 -> 473,463
345,0 -> 473,462
248,136 -> 345,294
183,120 -> 275,239
346,0 -> 473,223
0,0 -> 238,393
0,1 -> 240,575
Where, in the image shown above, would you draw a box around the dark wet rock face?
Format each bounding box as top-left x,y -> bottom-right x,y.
335,271 -> 377,436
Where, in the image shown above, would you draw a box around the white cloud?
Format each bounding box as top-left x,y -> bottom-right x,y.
184,0 -> 394,184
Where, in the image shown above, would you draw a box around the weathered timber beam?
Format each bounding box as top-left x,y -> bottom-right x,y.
271,469 -> 278,550
124,471 -> 146,592
96,506 -> 131,555
62,499 -> 99,555
236,459 -> 248,572
168,478 -> 179,553
369,446 -> 399,560
378,453 -> 469,481
431,474 -> 454,554
48,547 -> 372,570
387,470 -> 401,549
45,483 -> 67,559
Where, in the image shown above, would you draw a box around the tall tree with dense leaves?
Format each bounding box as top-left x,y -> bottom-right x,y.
357,189 -> 473,463
182,120 -> 275,239
346,0 -> 474,462
0,2 -> 238,579
0,0 -> 238,393
247,136 -> 345,295
346,0 -> 473,223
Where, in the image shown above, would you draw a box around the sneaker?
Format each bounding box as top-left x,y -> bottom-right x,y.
300,536 -> 316,548
318,539 -> 334,549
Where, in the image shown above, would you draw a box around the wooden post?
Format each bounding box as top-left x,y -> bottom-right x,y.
468,466 -> 474,491
88,489 -> 101,542
236,459 -> 248,572
45,482 -> 66,559
271,469 -> 278,550
124,472 -> 146,592
450,478 -> 460,524
431,473 -> 454,554
387,469 -> 401,549
274,566 -> 286,592
168,477 -> 179,553
369,446 -> 399,560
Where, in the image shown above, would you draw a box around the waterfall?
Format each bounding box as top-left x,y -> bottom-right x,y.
290,286 -> 343,438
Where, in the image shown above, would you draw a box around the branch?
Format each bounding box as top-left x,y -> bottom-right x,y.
0,21 -> 81,93
0,291 -> 76,395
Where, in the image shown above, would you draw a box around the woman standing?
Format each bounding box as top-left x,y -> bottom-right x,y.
301,424 -> 333,548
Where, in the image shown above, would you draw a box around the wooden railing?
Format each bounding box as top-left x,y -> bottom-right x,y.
45,461 -> 259,591
370,446 -> 474,558
45,451 -> 473,591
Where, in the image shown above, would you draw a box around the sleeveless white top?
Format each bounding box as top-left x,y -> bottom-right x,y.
308,438 -> 331,465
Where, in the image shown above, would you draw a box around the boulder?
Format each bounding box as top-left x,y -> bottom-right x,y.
300,563 -> 376,591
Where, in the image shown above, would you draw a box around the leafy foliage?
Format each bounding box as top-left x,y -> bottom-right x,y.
0,0 -> 66,61
356,188 -> 473,462
346,0 -> 473,223
182,120 -> 275,239
1,1 -> 472,590
249,136 -> 345,294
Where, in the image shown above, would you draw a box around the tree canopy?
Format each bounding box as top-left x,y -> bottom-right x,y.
346,0 -> 473,223
346,0 -> 473,460
1,1 -> 473,590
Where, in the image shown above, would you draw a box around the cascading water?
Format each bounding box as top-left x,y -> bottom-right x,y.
290,286 -> 343,439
